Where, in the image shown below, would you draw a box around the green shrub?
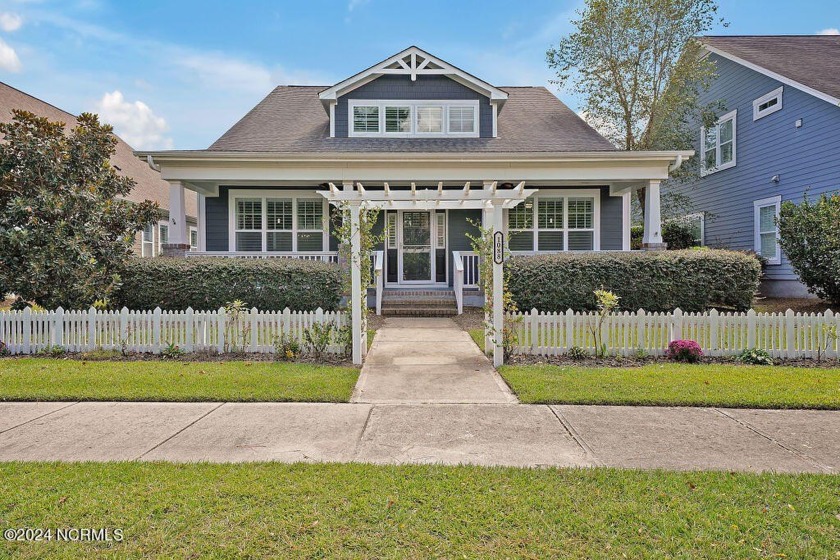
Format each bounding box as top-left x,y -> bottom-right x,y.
778,192 -> 840,304
565,346 -> 589,360
662,221 -> 698,250
506,250 -> 760,312
630,225 -> 644,250
114,257 -> 342,311
737,348 -> 774,366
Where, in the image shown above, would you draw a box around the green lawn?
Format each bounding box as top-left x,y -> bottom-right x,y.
0,462 -> 836,559
0,358 -> 359,402
499,363 -> 840,409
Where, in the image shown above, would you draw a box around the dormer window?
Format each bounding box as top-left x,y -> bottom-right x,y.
349,100 -> 479,138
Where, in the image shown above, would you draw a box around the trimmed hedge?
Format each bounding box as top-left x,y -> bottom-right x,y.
506,250 -> 761,313
114,257 -> 343,311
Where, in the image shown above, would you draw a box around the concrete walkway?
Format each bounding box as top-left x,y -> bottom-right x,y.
352,317 -> 517,404
1,402 -> 837,473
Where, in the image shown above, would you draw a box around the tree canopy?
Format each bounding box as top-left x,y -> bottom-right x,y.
0,110 -> 159,309
547,0 -> 725,212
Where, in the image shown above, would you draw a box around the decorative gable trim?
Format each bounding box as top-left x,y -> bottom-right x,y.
318,46 -> 509,105
701,43 -> 840,108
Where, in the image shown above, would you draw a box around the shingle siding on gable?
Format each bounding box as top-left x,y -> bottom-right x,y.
671,53 -> 840,283
335,75 -> 493,138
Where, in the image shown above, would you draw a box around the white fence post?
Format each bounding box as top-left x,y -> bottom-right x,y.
22,307 -> 31,354
217,307 -> 226,354
87,307 -> 97,351
564,309 -> 574,351
250,307 -> 259,353
185,307 -> 194,352
671,308 -> 683,342
708,308 -> 719,357
53,307 -> 64,348
747,309 -> 756,349
152,307 -> 162,354
530,309 -> 538,355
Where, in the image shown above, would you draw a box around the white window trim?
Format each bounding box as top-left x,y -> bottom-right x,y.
141,223 -> 155,257
753,86 -> 783,121
188,226 -> 199,251
700,109 -> 737,177
348,99 -> 479,138
754,195 -> 782,265
506,189 -> 601,252
157,221 -> 169,253
227,189 -> 330,253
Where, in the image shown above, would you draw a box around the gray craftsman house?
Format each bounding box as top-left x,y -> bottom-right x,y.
671,35 -> 840,297
140,46 -> 690,317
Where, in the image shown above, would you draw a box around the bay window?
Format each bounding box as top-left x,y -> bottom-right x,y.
231,191 -> 329,252
508,192 -> 599,252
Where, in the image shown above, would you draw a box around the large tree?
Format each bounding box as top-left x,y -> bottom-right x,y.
0,110 -> 158,309
547,0 -> 724,213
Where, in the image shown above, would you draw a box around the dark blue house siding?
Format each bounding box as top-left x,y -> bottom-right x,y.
335,75 -> 493,138
205,186 -> 230,251
599,187 -> 624,250
670,54 -> 840,295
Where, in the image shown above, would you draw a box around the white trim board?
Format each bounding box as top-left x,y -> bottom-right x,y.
702,44 -> 840,108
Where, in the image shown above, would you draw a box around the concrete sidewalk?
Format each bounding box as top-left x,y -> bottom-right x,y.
353,317 -> 517,404
1,402 -> 837,473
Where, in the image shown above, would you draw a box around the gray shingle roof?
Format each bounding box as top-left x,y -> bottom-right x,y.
208,86 -> 616,153
701,35 -> 840,102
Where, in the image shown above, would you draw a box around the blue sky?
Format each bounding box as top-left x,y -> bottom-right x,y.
0,0 -> 837,149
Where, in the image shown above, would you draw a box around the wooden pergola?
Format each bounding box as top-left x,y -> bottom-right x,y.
319,180 -> 538,366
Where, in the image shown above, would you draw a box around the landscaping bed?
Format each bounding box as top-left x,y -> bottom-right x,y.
0,358 -> 359,402
1,462 -> 836,559
498,363 -> 840,409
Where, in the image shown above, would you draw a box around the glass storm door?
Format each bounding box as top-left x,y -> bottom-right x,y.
400,211 -> 432,282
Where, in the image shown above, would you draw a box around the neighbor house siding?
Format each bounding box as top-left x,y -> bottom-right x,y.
335,75 -> 493,138
671,54 -> 840,285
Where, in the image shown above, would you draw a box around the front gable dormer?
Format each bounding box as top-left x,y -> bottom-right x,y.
319,46 -> 508,138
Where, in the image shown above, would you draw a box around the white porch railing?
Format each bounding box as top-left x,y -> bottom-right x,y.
186,251 -> 339,263
509,308 -> 840,359
0,307 -> 347,355
373,250 -> 384,315
452,251 -> 480,315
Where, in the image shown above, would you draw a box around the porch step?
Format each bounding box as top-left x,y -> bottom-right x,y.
380,289 -> 458,317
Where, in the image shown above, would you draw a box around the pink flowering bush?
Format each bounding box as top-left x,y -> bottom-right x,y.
666,340 -> 703,363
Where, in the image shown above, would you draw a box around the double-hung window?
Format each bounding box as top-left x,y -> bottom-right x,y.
509,193 -> 599,252
141,223 -> 155,257
448,106 -> 475,133
232,192 -> 328,253
385,106 -> 411,133
701,110 -> 736,175
416,106 -> 443,134
754,196 -> 781,265
189,227 -> 198,251
158,222 -> 169,253
352,106 -> 379,133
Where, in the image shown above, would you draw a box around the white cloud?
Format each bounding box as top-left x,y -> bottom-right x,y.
0,12 -> 22,32
817,28 -> 840,35
95,90 -> 173,150
0,37 -> 21,71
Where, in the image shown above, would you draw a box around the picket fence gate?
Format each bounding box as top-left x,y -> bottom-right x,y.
0,307 -> 347,355
510,308 -> 840,359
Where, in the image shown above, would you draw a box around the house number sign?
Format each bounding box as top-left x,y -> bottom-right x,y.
493,231 -> 504,264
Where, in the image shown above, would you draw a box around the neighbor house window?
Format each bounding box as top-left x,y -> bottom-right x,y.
141,223 -> 155,257
754,196 -> 781,265
701,110 -> 736,176
189,227 -> 198,251
509,192 -> 599,252
158,222 -> 169,252
352,106 -> 379,133
231,192 -> 328,253
348,100 -> 479,137
753,87 -> 783,121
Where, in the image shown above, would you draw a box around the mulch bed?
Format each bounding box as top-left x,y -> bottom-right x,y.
0,352 -> 355,367
507,354 -> 840,369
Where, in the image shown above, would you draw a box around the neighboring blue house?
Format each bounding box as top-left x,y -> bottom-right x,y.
672,35 -> 840,298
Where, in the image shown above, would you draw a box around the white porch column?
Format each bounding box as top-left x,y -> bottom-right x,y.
168,181 -> 188,245
492,202 -> 505,367
482,182 -> 494,356
642,180 -> 667,250
349,201 -> 363,365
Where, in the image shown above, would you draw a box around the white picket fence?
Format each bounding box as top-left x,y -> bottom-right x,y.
0,307 -> 347,355
510,308 -> 840,359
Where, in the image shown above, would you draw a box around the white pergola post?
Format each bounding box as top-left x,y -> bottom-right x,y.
642,179 -> 666,250
491,201 -> 505,367
348,201 -> 363,365
168,181 -> 188,245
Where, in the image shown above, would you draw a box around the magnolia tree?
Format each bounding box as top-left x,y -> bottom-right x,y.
0,111 -> 158,309
778,193 -> 840,304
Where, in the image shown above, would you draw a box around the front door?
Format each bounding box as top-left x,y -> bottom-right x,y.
400,211 -> 433,283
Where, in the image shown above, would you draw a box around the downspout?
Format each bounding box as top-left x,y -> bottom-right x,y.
668,154 -> 684,174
